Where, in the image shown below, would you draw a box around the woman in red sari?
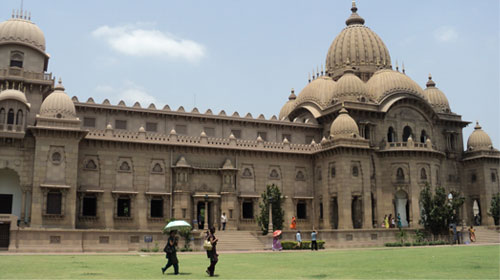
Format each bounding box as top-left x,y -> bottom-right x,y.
290,216 -> 297,230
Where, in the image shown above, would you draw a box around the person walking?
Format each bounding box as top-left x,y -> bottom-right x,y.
397,213 -> 402,229
290,216 -> 297,230
384,215 -> 389,229
311,230 -> 318,251
161,230 -> 179,275
206,226 -> 219,277
296,230 -> 302,248
469,225 -> 476,242
221,212 -> 227,231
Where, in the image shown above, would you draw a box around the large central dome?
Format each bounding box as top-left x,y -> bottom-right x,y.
0,11 -> 46,53
326,2 -> 391,80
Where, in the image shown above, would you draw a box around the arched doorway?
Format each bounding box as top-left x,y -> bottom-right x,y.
402,126 -> 412,142
0,168 -> 21,217
395,190 -> 409,227
472,199 -> 481,226
331,197 -> 338,229
351,196 -> 362,229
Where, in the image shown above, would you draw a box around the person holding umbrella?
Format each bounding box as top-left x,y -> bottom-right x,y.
161,220 -> 191,275
161,230 -> 179,275
272,230 -> 282,251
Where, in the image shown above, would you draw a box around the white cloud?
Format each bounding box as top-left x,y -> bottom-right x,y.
433,26 -> 458,43
94,81 -> 159,106
92,24 -> 205,62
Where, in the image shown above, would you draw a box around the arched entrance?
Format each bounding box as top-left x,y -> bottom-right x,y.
472,199 -> 481,226
351,196 -> 362,229
0,168 -> 21,217
395,190 -> 409,227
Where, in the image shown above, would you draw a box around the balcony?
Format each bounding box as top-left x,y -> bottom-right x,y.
0,67 -> 53,83
380,140 -> 438,153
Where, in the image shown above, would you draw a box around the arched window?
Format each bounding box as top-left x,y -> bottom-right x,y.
387,127 -> 395,142
402,126 -> 412,142
450,134 -> 456,150
0,108 -> 5,123
396,168 -> 405,182
420,168 -> 427,180
352,166 -> 359,177
16,110 -> 23,125
420,130 -> 427,143
7,109 -> 14,125
10,51 -> 24,68
152,163 -> 163,173
120,161 -> 131,171
364,126 -> 370,140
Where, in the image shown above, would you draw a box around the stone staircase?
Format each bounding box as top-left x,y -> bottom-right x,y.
473,226 -> 500,244
211,230 -> 267,251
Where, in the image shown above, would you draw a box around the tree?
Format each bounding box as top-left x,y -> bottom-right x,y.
419,184 -> 465,237
257,184 -> 285,235
489,193 -> 500,226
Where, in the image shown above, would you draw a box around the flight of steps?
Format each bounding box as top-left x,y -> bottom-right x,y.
473,226 -> 500,244
212,230 -> 267,251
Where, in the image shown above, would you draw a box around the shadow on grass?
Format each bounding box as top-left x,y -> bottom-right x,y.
165,272 -> 192,275
309,274 -> 328,279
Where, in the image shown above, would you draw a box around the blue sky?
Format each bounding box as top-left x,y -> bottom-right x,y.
4,0 -> 499,147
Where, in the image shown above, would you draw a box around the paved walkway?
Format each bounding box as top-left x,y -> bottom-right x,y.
1,242 -> 497,256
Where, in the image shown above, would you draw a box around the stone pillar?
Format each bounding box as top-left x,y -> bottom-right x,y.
204,201 -> 208,229
268,201 -> 273,233
20,189 -> 26,223
338,191 -> 353,229
362,191 -> 372,228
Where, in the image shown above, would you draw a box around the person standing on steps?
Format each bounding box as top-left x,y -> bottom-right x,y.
161,230 -> 179,275
206,226 -> 219,277
290,216 -> 297,230
311,230 -> 318,251
221,212 -> 227,231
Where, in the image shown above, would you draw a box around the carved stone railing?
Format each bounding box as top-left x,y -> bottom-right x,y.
0,67 -> 53,82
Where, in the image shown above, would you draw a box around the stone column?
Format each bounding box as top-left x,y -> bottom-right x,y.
268,201 -> 273,233
20,189 -> 27,223
362,191 -> 372,228
204,201 -> 208,229
338,191 -> 353,229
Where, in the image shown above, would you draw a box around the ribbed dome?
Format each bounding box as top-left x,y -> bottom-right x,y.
424,75 -> 450,113
0,14 -> 46,53
279,89 -> 297,120
331,70 -> 372,103
0,89 -> 29,107
330,107 -> 359,138
467,122 -> 493,151
295,75 -> 336,108
325,2 -> 391,80
366,69 -> 425,101
39,79 -> 76,119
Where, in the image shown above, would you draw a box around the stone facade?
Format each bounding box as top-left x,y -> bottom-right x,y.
0,4 -> 499,251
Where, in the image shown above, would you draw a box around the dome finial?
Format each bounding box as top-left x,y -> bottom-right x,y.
308,72 -> 311,83
426,73 -> 436,87
55,77 -> 65,91
288,88 -> 296,100
475,121 -> 481,130
395,59 -> 399,71
346,0 -> 365,26
402,61 -> 405,74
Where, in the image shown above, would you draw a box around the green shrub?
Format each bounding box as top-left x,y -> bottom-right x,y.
384,242 -> 403,247
281,241 -> 298,250
318,240 -> 325,249
404,242 -> 412,246
281,240 -> 325,250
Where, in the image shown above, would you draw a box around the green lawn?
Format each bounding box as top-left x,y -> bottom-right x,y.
0,245 -> 498,279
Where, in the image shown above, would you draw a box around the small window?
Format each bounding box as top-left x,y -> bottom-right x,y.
7,109 -> 14,125
152,163 -> 163,173
150,199 -> 163,218
492,172 -> 497,182
82,195 -> 97,217
47,191 -> 62,215
387,127 -> 395,143
117,197 -> 131,217
10,52 -> 23,68
231,129 -> 241,139
204,127 -> 215,137
420,130 -> 427,143
331,167 -> 336,178
0,108 -> 5,123
83,117 -> 96,128
146,122 -> 157,132
396,168 -> 405,182
52,152 -> 62,163
175,124 -> 187,135
270,169 -> 279,179
15,110 -> 23,125
282,134 -> 292,142
305,135 -> 315,144
297,201 -> 307,219
242,201 -> 254,219
471,173 -> 477,183
296,170 -> 305,181
115,120 -> 127,130
352,166 -> 359,177
85,160 -> 97,170
257,131 -> 267,141
403,126 -> 412,142
420,168 -> 427,180
242,168 -> 252,177
317,168 -> 322,181
119,161 -> 131,171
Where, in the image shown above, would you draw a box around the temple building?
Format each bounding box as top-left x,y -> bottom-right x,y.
0,3 -> 498,251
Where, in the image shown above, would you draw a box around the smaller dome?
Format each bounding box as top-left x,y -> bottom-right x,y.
39,79 -> 77,119
367,69 -> 425,101
295,75 -> 336,108
279,89 -> 297,120
0,13 -> 46,53
0,89 -> 30,108
424,74 -> 450,113
467,122 -> 493,151
330,107 -> 360,138
332,70 -> 371,103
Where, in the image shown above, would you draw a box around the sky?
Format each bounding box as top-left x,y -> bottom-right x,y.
4,0 -> 499,148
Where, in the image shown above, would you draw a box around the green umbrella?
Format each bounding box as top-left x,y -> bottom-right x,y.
163,220 -> 192,232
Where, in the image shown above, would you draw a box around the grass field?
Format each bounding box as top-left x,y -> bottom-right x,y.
0,245 -> 498,279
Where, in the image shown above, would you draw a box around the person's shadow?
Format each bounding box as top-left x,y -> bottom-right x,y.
166,272 -> 192,276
